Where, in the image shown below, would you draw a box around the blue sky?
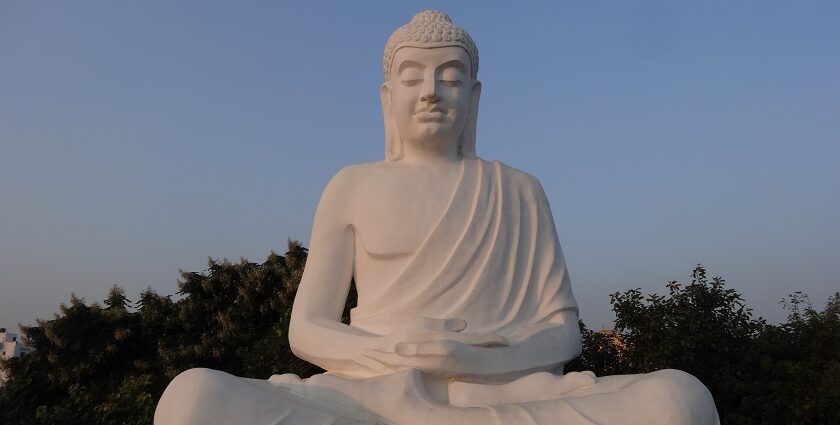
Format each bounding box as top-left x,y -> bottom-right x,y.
1,1 -> 838,330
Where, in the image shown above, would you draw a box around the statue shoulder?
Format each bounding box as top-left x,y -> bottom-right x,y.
487,159 -> 547,194
330,160 -> 410,187
318,161 -> 391,207
327,161 -> 391,189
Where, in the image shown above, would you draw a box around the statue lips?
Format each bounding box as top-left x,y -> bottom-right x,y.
415,106 -> 447,123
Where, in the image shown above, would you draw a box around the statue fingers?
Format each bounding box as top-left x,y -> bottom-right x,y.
361,348 -> 402,364
416,317 -> 467,333
450,332 -> 509,347
397,330 -> 507,347
362,347 -> 446,371
443,318 -> 467,332
395,341 -> 458,357
356,352 -> 393,375
391,318 -> 468,345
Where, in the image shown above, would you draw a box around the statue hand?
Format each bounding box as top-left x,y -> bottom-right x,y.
382,317 -> 507,349
357,317 -> 508,376
361,339 -> 504,376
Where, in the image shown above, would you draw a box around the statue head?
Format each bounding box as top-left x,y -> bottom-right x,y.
381,11 -> 481,161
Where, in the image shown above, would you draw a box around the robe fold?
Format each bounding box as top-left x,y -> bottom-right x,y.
350,158 -> 578,340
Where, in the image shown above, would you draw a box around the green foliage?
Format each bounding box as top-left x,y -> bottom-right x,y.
160,240 -> 320,379
740,292 -> 840,424
566,324 -> 628,376
568,265 -> 840,425
0,241 -> 319,425
95,375 -> 156,425
611,265 -> 765,423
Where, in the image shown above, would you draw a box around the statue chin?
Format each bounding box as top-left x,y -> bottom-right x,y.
154,9 -> 720,425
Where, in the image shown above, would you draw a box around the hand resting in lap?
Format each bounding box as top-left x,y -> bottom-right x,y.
358,317 -> 509,377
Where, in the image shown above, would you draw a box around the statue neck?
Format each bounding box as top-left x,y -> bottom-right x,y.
401,137 -> 461,165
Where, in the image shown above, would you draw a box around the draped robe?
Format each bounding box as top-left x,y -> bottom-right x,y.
349,158 -> 577,341
154,159 -> 720,425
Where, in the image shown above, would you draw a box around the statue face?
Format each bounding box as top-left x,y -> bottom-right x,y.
385,46 -> 476,150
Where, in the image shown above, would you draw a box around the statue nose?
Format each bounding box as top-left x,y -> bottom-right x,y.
420,92 -> 440,103
420,80 -> 440,103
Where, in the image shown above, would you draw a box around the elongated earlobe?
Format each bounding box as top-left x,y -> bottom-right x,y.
381,83 -> 403,161
459,80 -> 481,159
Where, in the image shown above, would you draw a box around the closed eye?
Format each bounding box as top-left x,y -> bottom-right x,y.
440,80 -> 462,87
402,79 -> 423,87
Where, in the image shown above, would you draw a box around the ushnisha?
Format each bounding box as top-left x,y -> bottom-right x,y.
154,11 -> 720,425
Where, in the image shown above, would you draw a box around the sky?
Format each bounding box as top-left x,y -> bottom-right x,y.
1,1 -> 838,331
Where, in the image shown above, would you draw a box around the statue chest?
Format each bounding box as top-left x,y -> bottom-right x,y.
352,170 -> 458,258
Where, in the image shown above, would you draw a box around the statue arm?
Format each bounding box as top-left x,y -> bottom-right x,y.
288,168 -> 384,376
489,309 -> 582,378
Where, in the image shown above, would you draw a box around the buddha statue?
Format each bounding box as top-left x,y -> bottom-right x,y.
155,10 -> 720,425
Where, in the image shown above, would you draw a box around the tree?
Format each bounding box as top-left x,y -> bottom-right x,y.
0,292 -> 154,425
568,266 -> 840,425
0,241 -> 320,425
157,240 -> 321,379
608,265 -> 764,423
567,323 -> 630,375
740,292 -> 840,424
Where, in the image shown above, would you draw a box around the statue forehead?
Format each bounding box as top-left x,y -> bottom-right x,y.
390,46 -> 472,76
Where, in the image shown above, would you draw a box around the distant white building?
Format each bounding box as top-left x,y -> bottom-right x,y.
1,328 -> 33,360
1,328 -> 33,382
